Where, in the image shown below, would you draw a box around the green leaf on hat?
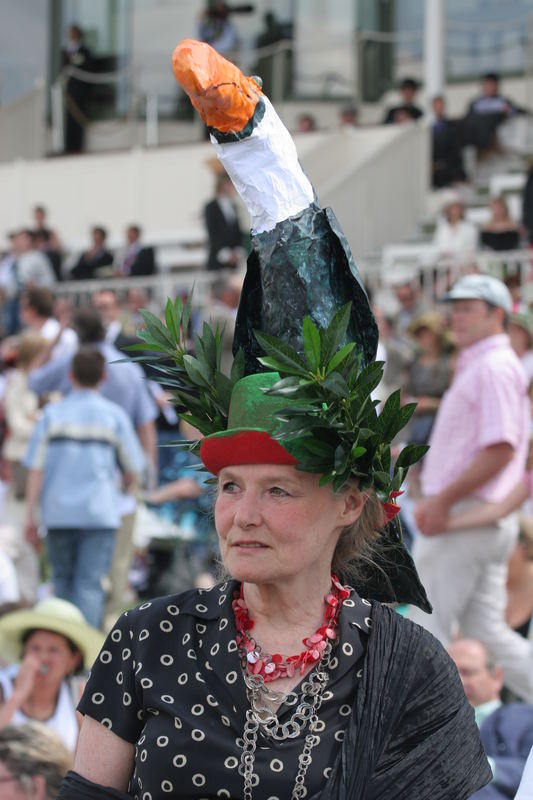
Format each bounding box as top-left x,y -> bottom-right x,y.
394,443 -> 430,470
230,348 -> 245,383
139,309 -> 176,349
321,303 -> 351,365
303,316 -> 321,373
254,331 -> 309,376
326,342 -> 356,374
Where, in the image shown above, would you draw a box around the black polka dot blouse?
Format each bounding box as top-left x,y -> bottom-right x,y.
78,581 -> 372,799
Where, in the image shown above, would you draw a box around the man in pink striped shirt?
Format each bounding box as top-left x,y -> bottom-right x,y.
409,274 -> 533,701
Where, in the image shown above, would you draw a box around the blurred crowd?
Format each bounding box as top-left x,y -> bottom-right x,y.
4,47 -> 533,797
3,262 -> 533,793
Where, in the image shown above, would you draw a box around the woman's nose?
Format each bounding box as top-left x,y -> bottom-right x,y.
233,491 -> 262,527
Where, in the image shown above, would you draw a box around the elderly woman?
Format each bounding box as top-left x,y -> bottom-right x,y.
433,195 -> 478,263
58,41 -> 490,800
0,598 -> 103,751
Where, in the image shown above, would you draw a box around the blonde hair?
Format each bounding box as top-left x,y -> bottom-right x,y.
332,486 -> 384,582
0,723 -> 72,798
16,333 -> 48,370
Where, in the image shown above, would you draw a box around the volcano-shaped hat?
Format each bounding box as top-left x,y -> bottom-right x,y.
135,39 -> 430,612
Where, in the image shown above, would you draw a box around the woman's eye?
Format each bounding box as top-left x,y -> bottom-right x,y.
221,481 -> 238,493
270,486 -> 289,497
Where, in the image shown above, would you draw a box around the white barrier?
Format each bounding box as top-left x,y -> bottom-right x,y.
53,249 -> 533,317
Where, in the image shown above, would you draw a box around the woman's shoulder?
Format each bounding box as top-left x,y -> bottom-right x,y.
370,602 -> 454,672
115,581 -> 236,630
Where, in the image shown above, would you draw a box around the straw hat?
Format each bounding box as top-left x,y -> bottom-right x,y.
0,598 -> 104,668
407,310 -> 445,337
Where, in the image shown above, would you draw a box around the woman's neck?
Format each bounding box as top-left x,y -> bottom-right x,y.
419,345 -> 442,362
22,683 -> 61,720
242,570 -> 333,633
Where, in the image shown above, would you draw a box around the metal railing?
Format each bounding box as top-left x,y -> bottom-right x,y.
51,249 -> 533,315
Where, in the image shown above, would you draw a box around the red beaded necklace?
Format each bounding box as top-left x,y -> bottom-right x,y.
232,574 -> 351,682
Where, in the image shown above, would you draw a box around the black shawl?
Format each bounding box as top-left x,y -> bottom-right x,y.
320,602 -> 492,800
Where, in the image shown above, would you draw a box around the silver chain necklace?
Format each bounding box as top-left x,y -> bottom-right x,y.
238,642 -> 332,800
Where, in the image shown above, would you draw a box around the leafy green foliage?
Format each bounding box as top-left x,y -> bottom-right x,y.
131,295 -> 427,497
256,302 -> 428,497
128,292 -> 240,455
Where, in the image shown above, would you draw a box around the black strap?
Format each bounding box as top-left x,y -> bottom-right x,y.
58,771 -> 131,800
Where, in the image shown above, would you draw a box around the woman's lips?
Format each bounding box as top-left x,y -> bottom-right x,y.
232,542 -> 268,548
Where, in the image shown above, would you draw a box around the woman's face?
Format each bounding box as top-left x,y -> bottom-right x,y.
415,326 -> 439,353
446,201 -> 463,223
490,199 -> 507,221
215,464 -> 365,585
23,630 -> 81,684
0,762 -> 31,800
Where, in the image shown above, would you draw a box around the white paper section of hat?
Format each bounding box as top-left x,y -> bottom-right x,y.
212,96 -> 315,235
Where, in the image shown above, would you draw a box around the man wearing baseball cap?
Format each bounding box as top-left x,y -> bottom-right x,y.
409,273 -> 533,701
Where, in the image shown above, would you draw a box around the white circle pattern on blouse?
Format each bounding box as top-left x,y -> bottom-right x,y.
79,582 -> 372,798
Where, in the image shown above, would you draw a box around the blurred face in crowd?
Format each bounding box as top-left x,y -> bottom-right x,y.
93,291 -> 120,328
91,228 -> 106,249
126,226 -> 140,246
482,77 -> 498,97
33,207 -> 46,228
217,176 -> 235,197
127,288 -> 147,312
432,96 -> 445,118
451,299 -> 503,348
446,201 -> 464,224
414,325 -> 441,356
16,231 -> 33,253
340,108 -> 357,126
394,283 -> 417,311
490,197 -> 509,223
0,761 -> 42,800
22,630 -> 81,686
448,640 -> 503,707
68,25 -> 82,45
401,86 -> 416,104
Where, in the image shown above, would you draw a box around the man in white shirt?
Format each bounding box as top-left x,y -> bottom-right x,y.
20,287 -> 78,362
15,230 -> 56,288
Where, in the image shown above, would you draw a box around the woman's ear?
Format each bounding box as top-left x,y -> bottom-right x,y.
339,487 -> 366,527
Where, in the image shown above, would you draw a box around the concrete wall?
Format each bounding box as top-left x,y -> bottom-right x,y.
0,83 -> 47,162
0,123 -> 428,259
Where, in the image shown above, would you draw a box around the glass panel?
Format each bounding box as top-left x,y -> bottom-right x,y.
293,0 -> 356,98
58,0 -> 130,118
130,0 -> 296,117
0,0 -> 48,104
